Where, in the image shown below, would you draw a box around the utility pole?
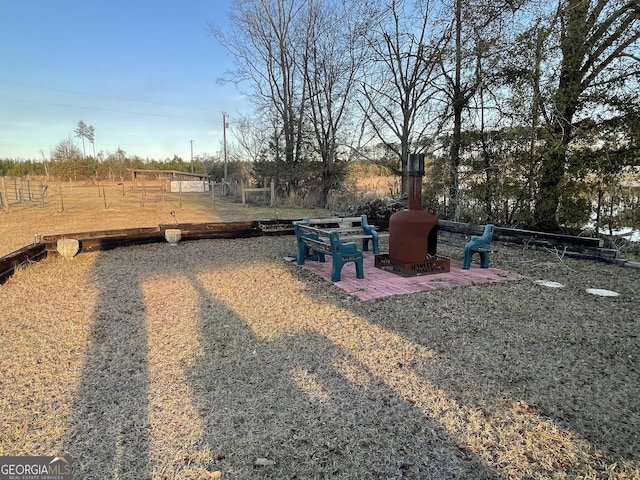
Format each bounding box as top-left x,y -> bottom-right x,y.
222,112 -> 228,186
190,140 -> 194,174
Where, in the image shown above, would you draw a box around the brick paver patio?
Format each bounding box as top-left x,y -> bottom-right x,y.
287,252 -> 522,301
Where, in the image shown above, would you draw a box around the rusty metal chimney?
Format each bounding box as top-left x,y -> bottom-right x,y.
377,153 -> 449,275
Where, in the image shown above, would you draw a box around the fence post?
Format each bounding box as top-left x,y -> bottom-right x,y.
0,177 -> 7,210
270,179 -> 275,207
58,181 -> 65,212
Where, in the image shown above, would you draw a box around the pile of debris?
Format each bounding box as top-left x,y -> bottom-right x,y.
341,197 -> 406,229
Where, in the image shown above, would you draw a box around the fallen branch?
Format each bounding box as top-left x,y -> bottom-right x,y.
543,245 -> 577,273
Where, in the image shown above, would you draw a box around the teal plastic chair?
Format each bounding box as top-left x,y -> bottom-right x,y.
463,224 -> 494,269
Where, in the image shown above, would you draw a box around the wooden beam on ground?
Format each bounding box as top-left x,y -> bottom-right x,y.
438,220 -> 603,248
437,220 -> 618,262
0,243 -> 47,284
40,227 -> 164,253
258,220 -> 295,236
160,221 -> 263,240
39,222 -> 271,254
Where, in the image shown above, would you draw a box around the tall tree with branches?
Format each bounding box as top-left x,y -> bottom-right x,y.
74,121 -> 90,159
359,0 -> 444,196
304,0 -> 376,203
532,0 -> 640,231
212,0 -> 310,171
87,125 -> 95,158
434,0 -> 520,218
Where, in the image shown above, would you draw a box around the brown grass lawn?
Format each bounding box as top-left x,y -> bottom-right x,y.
0,181 -> 329,256
1,182 -> 639,479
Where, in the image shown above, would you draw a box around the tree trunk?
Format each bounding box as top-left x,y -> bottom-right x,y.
447,0 -> 464,219
448,107 -> 462,218
533,68 -> 578,231
533,146 -> 567,231
530,0 -> 640,231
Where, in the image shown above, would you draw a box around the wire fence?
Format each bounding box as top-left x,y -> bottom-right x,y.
0,177 -> 47,209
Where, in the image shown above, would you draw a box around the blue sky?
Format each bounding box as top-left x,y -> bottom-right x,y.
0,1 -> 248,161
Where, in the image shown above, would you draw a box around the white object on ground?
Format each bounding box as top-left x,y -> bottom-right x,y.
586,288 -> 620,297
535,280 -> 565,288
57,238 -> 80,259
165,229 -> 182,245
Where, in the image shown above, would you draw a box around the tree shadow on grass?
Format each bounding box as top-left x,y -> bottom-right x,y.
63,253 -> 151,479
349,279 -> 640,466
184,264 -> 500,478
62,238 -> 502,479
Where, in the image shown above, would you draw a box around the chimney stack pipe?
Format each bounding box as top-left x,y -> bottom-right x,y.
407,153 -> 425,211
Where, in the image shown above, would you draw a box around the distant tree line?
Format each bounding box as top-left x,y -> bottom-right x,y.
0,145 -> 249,187
0,159 -> 48,177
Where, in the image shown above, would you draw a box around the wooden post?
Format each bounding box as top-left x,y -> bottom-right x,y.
58,181 -> 64,212
179,181 -> 182,209
0,177 -> 8,210
270,179 -> 275,207
102,185 -> 108,209
241,180 -> 246,205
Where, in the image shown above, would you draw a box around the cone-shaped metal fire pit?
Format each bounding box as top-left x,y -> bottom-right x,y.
375,153 -> 450,276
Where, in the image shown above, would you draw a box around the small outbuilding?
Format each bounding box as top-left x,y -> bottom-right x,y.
128,169 -> 210,193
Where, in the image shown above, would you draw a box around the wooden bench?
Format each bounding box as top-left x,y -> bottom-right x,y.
301,215 -> 379,254
463,224 -> 495,269
293,215 -> 378,281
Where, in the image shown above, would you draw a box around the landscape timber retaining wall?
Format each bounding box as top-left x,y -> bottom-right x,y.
1,219 -> 637,285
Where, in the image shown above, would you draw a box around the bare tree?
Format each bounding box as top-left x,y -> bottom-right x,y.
359,0 -> 444,195
434,0 -> 519,218
212,0 -> 310,172
213,0 -> 378,202
50,137 -> 83,180
304,0 -> 377,203
232,114 -> 272,164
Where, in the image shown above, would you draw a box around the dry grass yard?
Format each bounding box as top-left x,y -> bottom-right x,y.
1,182 -> 639,479
0,181 -> 328,256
